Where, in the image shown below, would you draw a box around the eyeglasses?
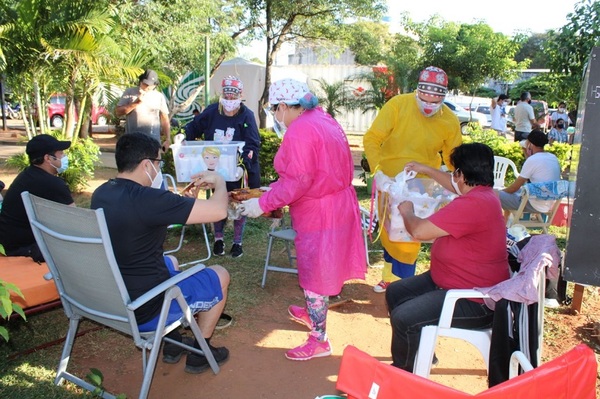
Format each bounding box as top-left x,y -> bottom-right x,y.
146,158 -> 164,169
452,168 -> 461,176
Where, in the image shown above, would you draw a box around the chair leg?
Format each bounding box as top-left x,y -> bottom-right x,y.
164,225 -> 186,255
413,325 -> 438,378
55,317 -> 80,386
262,236 -> 276,288
180,223 -> 212,267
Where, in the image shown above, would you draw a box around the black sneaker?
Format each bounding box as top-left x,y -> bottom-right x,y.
162,331 -> 194,364
213,240 -> 225,256
230,243 -> 243,258
185,345 -> 230,374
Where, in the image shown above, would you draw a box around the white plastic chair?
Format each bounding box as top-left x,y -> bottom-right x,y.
162,173 -> 211,266
413,243 -> 550,379
506,180 -> 569,234
21,192 -> 219,399
493,156 -> 519,189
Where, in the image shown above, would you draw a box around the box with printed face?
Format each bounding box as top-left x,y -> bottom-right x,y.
171,141 -> 244,182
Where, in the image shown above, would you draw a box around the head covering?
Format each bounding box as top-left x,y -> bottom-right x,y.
139,69 -> 159,86
417,66 -> 448,97
269,79 -> 311,105
527,130 -> 549,148
26,134 -> 71,160
222,76 -> 243,95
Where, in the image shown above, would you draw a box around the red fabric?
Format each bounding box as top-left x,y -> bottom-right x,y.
428,186 -> 509,291
336,345 -> 597,399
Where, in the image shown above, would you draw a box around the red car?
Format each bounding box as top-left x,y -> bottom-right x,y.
46,93 -> 110,128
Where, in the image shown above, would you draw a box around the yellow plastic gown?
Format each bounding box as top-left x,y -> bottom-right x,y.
363,92 -> 462,264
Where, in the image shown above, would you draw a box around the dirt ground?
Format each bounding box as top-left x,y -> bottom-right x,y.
1,131 -> 600,398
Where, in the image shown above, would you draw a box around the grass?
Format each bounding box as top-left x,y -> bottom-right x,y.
0,166 -> 573,398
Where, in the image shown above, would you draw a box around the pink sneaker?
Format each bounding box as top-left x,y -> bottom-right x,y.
373,280 -> 390,293
288,305 -> 312,329
285,335 -> 332,361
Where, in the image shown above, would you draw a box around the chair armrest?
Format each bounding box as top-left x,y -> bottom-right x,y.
509,350 -> 534,379
127,264 -> 206,311
438,289 -> 489,329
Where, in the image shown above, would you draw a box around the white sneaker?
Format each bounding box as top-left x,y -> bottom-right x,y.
544,298 -> 560,308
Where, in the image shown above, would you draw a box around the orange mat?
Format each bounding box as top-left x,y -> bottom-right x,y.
0,257 -> 60,311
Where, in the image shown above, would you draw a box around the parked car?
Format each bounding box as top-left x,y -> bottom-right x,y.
473,104 -> 492,126
443,100 -> 489,134
43,93 -> 110,128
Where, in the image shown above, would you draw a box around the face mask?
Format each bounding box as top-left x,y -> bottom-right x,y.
416,94 -> 442,117
450,172 -> 462,195
145,161 -> 164,189
51,154 -> 69,174
558,107 -> 565,113
220,98 -> 241,113
273,108 -> 287,138
557,123 -> 565,129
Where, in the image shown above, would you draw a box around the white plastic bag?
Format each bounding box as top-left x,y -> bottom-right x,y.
378,170 -> 456,242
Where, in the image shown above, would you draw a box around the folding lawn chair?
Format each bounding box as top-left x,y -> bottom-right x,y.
21,192 -> 219,399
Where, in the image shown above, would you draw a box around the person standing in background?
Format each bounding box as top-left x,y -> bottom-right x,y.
363,66 -> 462,294
513,92 -> 537,142
184,76 -> 261,258
550,102 -> 572,129
490,94 -> 509,136
116,69 -> 171,151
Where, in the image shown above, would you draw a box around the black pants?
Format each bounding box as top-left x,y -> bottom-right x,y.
514,131 -> 529,142
6,242 -> 44,263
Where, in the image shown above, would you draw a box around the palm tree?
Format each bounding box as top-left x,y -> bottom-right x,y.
312,78 -> 357,119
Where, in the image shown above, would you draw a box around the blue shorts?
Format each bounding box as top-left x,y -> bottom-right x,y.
138,257 -> 223,332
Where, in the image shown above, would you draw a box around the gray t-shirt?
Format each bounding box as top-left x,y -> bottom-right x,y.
117,86 -> 169,143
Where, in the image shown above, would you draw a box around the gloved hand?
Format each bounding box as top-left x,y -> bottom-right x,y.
240,198 -> 264,218
235,166 -> 244,180
259,186 -> 272,191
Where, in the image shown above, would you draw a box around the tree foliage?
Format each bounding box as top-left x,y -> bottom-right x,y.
405,17 -> 524,93
545,0 -> 600,106
237,0 -> 387,127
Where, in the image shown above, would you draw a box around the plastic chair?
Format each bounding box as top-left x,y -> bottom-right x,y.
162,173 -> 211,266
261,206 -> 374,287
261,211 -> 297,288
21,192 -> 220,399
413,235 -> 558,379
506,180 -> 569,234
493,156 -> 519,189
337,344 -> 597,399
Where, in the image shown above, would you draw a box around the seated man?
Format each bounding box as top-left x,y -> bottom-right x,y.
0,134 -> 73,262
386,143 -> 510,372
498,129 -> 561,220
90,133 -> 230,374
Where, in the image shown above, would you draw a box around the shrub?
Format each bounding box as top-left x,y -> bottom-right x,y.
259,129 -> 281,184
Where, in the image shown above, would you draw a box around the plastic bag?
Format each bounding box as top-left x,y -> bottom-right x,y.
377,170 -> 456,242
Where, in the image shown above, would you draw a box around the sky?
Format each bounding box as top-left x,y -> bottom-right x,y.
385,0 -> 580,36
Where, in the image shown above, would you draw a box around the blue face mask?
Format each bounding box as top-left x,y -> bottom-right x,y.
51,154 -> 69,174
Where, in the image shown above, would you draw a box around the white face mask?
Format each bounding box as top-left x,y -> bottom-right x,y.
50,154 -> 69,174
451,171 -> 462,195
416,94 -> 443,117
273,108 -> 287,138
558,107 -> 565,113
145,161 -> 164,189
220,98 -> 241,113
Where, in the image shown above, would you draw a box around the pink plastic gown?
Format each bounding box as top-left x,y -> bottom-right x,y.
259,107 -> 366,296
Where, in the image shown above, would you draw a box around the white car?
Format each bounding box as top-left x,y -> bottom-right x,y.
444,100 -> 490,134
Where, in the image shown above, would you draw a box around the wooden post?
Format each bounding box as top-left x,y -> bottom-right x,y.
571,284 -> 585,314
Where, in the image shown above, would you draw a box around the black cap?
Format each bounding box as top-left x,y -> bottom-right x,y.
527,129 -> 549,148
26,134 -> 71,160
140,69 -> 159,86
